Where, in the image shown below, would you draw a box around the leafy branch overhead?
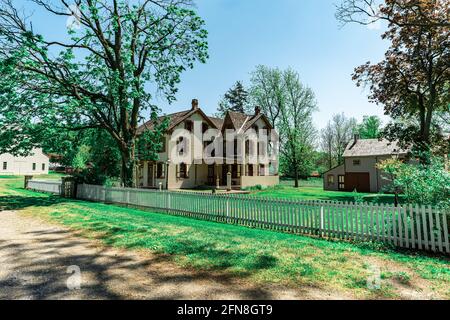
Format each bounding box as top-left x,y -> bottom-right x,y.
0,0 -> 208,186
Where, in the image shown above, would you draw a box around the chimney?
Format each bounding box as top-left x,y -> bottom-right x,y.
349,133 -> 359,150
254,106 -> 261,115
191,99 -> 199,110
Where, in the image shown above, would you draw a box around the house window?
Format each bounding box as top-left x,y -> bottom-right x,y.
2,162 -> 6,170
202,122 -> 208,133
178,163 -> 188,179
32,163 -> 36,171
353,159 -> 361,166
157,163 -> 165,179
248,165 -> 254,177
327,174 -> 334,186
259,164 -> 265,176
177,137 -> 188,155
338,175 -> 345,190
185,120 -> 193,132
42,163 -> 46,171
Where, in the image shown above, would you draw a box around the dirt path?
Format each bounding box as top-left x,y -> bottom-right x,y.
0,210 -> 352,300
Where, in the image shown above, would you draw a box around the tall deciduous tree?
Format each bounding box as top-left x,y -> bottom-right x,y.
336,0 -> 450,28
279,68 -> 318,187
249,66 -> 318,186
216,81 -> 249,116
320,113 -> 357,168
0,0 -> 208,186
320,122 -> 335,170
337,0 -> 449,160
249,65 -> 284,128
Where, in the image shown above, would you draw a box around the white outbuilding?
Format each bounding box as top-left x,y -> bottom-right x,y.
0,148 -> 49,175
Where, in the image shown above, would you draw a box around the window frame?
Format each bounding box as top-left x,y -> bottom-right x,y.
259,164 -> 265,176
327,174 -> 334,186
338,175 -> 345,190
179,163 -> 188,179
185,120 -> 193,132
2,162 -> 7,170
352,159 -> 361,166
156,163 -> 165,179
32,163 -> 36,171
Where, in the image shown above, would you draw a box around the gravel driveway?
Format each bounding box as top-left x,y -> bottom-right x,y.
0,210 -> 346,300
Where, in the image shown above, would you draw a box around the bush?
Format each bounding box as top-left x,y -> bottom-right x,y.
377,155 -> 450,208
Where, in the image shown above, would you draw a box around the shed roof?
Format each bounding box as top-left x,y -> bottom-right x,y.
343,139 -> 408,157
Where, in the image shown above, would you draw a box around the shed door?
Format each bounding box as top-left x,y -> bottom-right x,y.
345,172 -> 370,193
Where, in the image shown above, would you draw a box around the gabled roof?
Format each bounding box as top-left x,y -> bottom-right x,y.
137,103 -> 274,136
137,110 -> 190,135
227,111 -> 250,131
343,139 -> 409,157
208,116 -> 224,129
137,108 -> 219,135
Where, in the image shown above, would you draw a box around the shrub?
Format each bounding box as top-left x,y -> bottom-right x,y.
377,155 -> 450,208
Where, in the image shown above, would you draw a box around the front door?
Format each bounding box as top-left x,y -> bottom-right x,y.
147,164 -> 154,187
345,172 -> 370,193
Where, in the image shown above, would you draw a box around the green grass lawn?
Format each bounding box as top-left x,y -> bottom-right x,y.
0,177 -> 448,299
248,178 -> 402,205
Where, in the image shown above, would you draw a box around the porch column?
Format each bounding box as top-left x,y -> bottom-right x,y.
143,161 -> 148,187
215,164 -> 220,188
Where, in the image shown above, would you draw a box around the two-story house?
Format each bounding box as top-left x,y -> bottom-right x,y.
323,136 -> 408,193
136,99 -> 279,190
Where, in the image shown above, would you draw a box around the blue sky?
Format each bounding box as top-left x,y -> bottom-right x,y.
164,0 -> 390,129
17,0 -> 390,129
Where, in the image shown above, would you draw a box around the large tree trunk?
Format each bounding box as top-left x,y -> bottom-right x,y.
119,140 -> 136,188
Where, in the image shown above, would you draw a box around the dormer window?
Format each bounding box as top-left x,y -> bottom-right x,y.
202,122 -> 208,133
185,120 -> 193,132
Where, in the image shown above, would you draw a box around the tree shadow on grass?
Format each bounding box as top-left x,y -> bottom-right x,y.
0,221 -> 284,299
0,194 -> 291,299
0,194 -> 73,211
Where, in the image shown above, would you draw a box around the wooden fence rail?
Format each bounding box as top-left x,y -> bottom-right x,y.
72,184 -> 449,254
27,180 -> 62,195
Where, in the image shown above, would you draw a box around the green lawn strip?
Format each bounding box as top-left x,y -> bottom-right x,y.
1,177 -> 448,298
248,184 -> 402,204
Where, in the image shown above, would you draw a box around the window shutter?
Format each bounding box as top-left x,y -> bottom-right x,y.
176,164 -> 180,179
162,163 -> 166,179
185,164 -> 189,178
237,165 -> 241,177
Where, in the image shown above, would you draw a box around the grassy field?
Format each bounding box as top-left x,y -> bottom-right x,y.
0,176 -> 448,299
246,177 -> 402,205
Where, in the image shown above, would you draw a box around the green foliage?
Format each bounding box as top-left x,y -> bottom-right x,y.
378,155 -> 450,208
352,190 -> 365,204
72,145 -> 91,170
250,66 -> 318,184
357,115 -> 382,139
216,81 -> 249,116
0,0 -> 208,186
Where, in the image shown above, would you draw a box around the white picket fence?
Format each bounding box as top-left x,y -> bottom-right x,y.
76,184 -> 450,254
28,180 -> 62,194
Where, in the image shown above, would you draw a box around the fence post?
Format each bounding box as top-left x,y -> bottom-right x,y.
61,176 -> 76,198
24,175 -> 33,189
320,206 -> 324,237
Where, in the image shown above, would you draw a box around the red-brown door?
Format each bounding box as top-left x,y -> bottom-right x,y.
344,172 -> 370,193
